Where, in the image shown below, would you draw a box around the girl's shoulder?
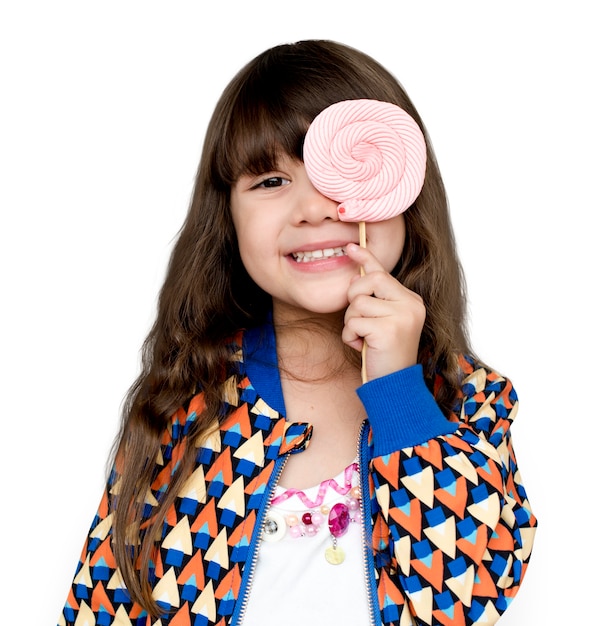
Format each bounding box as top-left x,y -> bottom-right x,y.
452,353 -> 518,435
160,331 -> 246,440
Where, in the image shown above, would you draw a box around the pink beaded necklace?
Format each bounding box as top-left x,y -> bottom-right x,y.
262,461 -> 361,565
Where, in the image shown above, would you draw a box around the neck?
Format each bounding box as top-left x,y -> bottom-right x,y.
272,305 -> 360,384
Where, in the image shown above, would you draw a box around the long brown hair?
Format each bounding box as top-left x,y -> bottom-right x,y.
110,39 -> 472,614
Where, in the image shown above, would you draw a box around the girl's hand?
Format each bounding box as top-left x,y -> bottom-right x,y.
342,243 -> 426,382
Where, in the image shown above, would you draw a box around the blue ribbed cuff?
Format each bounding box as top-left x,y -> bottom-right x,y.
357,365 -> 457,457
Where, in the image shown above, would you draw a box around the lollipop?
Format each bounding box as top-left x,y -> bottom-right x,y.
303,99 -> 427,382
303,98 -> 427,224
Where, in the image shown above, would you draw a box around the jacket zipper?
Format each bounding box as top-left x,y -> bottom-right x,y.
232,453 -> 288,625
233,423 -> 380,625
358,419 -> 380,626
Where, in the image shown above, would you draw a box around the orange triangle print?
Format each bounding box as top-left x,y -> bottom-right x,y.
89,536 -> 116,568
476,459 -> 503,493
169,601 -> 191,626
433,600 -> 466,626
373,454 -> 401,485
220,403 -> 252,440
205,447 -> 234,486
165,503 -> 178,527
178,549 -> 206,589
415,438 -> 444,470
90,582 -> 115,615
473,562 -> 498,598
129,602 -> 149,619
65,587 -> 80,611
487,522 -> 513,552
244,463 -> 273,496
390,497 -> 423,541
215,563 -> 242,600
457,523 -> 488,564
228,510 -> 256,548
153,547 -> 164,579
411,549 -> 444,593
377,568 -> 406,605
152,462 -> 174,493
190,499 -> 219,538
434,476 -> 468,519
186,392 -> 206,417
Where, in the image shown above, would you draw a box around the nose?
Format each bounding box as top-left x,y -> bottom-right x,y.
292,172 -> 340,225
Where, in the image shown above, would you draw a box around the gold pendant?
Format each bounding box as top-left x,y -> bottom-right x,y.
325,545 -> 346,565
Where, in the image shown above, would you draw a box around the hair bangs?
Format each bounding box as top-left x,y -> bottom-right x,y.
212,39 -> 406,188
215,90 -> 310,186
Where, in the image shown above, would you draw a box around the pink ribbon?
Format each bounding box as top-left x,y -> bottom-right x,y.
303,99 -> 427,222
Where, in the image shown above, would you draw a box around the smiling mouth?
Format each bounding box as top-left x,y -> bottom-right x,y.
291,246 -> 347,263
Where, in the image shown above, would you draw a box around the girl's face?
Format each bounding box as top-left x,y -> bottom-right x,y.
230,155 -> 405,320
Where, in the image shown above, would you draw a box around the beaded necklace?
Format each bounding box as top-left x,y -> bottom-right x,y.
261,461 -> 361,565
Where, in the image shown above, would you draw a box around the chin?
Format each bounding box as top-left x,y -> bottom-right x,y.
274,300 -> 347,322
302,301 -> 348,316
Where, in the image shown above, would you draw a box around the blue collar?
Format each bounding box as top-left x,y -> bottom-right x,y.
242,320 -> 286,416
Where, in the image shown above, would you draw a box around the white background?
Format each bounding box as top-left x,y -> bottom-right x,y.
1,1 -> 590,623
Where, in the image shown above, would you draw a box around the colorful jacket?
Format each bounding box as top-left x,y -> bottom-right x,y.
59,321 -> 536,625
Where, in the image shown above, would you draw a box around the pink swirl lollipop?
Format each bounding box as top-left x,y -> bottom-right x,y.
303,99 -> 427,222
303,100 -> 426,384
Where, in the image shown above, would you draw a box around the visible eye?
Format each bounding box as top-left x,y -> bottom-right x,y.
253,176 -> 290,189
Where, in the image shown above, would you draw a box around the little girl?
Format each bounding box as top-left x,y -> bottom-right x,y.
58,40 -> 536,626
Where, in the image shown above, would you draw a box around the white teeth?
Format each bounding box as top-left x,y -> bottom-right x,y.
292,246 -> 346,263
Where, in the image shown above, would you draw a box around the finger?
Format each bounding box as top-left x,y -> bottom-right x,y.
347,268 -> 408,303
344,292 -> 397,323
345,242 -> 387,275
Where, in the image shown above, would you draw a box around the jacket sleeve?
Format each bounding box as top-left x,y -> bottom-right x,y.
359,357 -> 536,625
57,396 -> 201,626
57,477 -> 149,625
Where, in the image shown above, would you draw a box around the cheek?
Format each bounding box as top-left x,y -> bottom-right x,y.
368,215 -> 406,271
234,226 -> 260,275
230,205 -> 252,255
231,216 -> 273,288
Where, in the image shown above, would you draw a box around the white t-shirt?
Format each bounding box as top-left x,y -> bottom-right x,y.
241,462 -> 371,625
